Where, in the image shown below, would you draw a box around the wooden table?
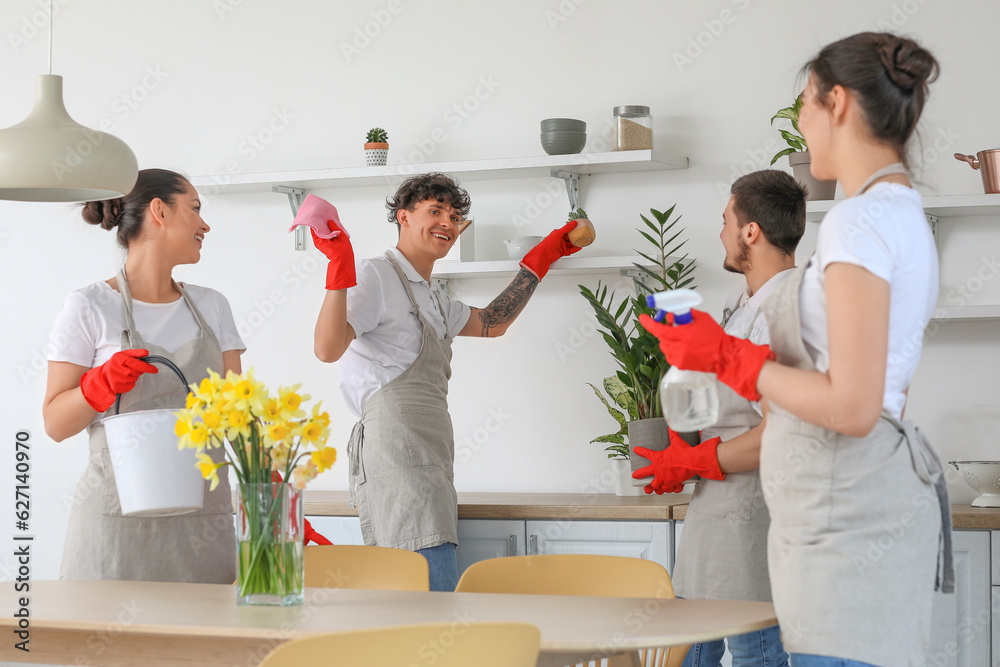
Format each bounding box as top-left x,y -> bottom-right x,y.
3,580 -> 777,667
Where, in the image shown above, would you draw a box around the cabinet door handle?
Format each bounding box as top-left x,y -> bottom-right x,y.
529,534 -> 538,555
508,534 -> 517,557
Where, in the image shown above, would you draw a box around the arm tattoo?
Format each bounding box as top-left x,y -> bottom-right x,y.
477,268 -> 539,336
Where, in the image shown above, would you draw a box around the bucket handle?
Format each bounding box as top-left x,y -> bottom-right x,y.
111,355 -> 189,415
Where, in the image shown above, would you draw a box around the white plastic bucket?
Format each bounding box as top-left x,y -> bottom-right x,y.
101,356 -> 205,517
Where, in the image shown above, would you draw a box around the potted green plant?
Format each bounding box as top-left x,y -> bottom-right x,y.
587,376 -> 642,496
769,94 -> 836,200
579,205 -> 696,490
566,207 -> 596,247
364,127 -> 389,166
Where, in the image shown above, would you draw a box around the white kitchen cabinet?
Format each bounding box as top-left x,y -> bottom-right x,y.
992,530 -> 999,586
456,519 -> 524,576
926,530 -> 992,667
456,519 -> 670,578
303,516 -> 365,546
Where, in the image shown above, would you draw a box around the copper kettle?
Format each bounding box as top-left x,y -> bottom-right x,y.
954,150 -> 1000,194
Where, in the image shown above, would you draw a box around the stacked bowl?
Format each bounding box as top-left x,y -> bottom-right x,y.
540,118 -> 586,155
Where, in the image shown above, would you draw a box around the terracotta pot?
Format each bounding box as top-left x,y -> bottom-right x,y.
788,151 -> 837,201
364,142 -> 388,166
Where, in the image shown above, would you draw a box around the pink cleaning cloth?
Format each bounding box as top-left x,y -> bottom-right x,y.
288,194 -> 350,239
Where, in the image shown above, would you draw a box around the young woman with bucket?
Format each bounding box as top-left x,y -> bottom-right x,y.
43,169 -> 245,583
640,33 -> 953,666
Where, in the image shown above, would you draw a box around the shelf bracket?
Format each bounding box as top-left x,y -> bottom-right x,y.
273,185 -> 306,251
926,213 -> 939,242
550,169 -> 581,211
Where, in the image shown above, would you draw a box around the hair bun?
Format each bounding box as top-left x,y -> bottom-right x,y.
81,197 -> 125,231
877,36 -> 939,91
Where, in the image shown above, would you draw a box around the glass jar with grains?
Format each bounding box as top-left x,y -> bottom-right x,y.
611,105 -> 652,151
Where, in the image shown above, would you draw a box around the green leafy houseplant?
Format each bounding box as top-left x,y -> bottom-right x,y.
567,207 -> 588,222
579,205 -> 696,457
587,376 -> 636,459
366,127 -> 388,144
769,93 -> 806,165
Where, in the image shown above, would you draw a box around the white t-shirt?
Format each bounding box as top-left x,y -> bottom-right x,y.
798,182 -> 938,418
340,247 -> 471,418
47,281 -> 246,370
721,268 -> 793,417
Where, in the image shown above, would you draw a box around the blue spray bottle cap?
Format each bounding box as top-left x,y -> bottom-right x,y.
646,289 -> 702,324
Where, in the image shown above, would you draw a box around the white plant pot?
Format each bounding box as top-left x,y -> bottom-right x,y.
364,144 -> 388,166
610,459 -> 644,496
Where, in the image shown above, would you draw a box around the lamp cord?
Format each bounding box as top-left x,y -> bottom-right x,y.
47,0 -> 52,74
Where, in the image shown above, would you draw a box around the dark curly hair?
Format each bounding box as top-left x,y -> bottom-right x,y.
385,173 -> 471,228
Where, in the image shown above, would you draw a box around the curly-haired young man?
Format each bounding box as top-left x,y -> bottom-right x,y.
311,172 -> 581,590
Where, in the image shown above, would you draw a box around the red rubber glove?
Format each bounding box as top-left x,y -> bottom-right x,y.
79,349 -> 158,412
519,221 -> 582,280
633,429 -> 725,495
311,229 -> 356,290
638,310 -> 775,401
271,471 -> 332,545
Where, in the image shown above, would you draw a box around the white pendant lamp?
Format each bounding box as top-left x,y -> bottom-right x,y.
0,0 -> 138,202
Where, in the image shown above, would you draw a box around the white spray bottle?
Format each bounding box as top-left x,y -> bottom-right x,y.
646,289 -> 720,431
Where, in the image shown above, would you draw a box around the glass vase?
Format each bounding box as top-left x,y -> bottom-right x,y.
236,482 -> 304,606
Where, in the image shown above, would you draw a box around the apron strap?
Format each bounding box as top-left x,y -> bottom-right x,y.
855,162 -> 908,196
116,267 -> 215,350
880,410 -> 955,593
384,251 -> 451,334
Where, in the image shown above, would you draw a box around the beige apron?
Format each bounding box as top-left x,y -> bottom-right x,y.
672,300 -> 773,602
60,268 -> 236,583
758,164 -> 954,665
347,252 -> 458,552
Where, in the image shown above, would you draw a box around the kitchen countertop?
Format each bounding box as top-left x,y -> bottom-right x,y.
673,502 -> 1000,529
303,491 -> 691,520
300,492 -> 1000,528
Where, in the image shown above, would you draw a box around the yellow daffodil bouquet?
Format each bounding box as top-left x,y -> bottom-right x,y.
174,368 -> 337,605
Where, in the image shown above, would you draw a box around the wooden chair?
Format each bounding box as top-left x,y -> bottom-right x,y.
304,544 -> 429,591
455,554 -> 688,667
259,621 -> 541,667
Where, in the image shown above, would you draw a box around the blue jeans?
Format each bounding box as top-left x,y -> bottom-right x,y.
789,656 -> 876,667
416,542 -> 458,591
683,624 -> 789,667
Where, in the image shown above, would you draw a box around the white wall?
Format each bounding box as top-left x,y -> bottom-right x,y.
1,0 -> 997,580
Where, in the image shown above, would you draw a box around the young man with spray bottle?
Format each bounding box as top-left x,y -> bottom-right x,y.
635,170 -> 806,667
302,172 -> 587,591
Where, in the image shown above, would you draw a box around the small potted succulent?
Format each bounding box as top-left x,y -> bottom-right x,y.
364,127 -> 389,166
770,94 -> 836,200
566,207 -> 596,247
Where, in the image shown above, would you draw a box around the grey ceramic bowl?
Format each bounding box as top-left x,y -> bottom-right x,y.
540,118 -> 586,132
540,130 -> 586,155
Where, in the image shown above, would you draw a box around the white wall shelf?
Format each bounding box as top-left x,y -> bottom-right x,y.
189,149 -> 689,195
931,305 -> 1000,323
806,193 -> 1000,222
432,255 -> 653,280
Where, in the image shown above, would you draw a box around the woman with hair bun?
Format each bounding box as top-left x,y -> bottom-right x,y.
43,168 -> 244,583
640,33 -> 951,666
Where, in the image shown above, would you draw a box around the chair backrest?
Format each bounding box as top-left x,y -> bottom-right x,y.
456,554 -> 675,598
455,555 -> 687,667
304,545 -> 429,591
259,621 -> 541,667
